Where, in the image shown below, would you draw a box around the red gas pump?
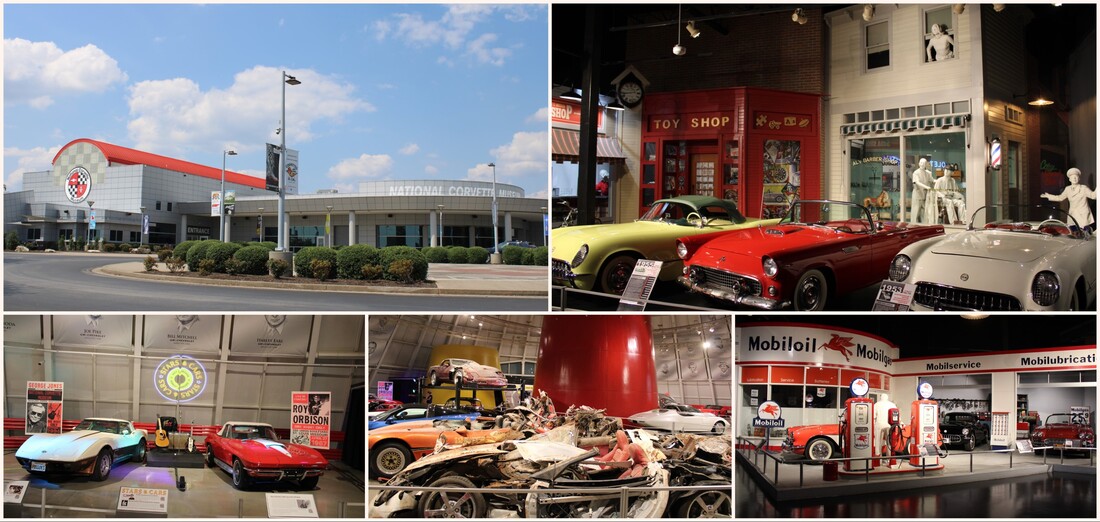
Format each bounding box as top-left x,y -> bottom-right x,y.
843,378 -> 875,471
909,381 -> 941,467
886,408 -> 904,467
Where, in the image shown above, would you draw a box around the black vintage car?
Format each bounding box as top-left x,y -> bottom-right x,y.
940,412 -> 990,451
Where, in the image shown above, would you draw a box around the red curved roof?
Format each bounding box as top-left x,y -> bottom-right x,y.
53,138 -> 267,189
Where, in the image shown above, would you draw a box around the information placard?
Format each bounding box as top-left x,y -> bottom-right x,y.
871,281 -> 914,311
266,493 -> 319,518
617,259 -> 662,311
116,487 -> 168,514
5,481 -> 29,504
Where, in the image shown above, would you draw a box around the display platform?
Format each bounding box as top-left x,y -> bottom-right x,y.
836,463 -> 944,478
146,449 -> 206,469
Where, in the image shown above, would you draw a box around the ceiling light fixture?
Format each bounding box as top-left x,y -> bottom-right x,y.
673,5 -> 686,56
961,313 -> 989,320
952,4 -> 965,14
863,4 -> 875,22
993,4 -> 1006,12
686,21 -> 701,38
560,86 -> 582,101
606,99 -> 626,111
791,8 -> 808,25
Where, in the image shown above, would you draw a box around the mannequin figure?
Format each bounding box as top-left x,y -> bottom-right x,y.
910,158 -> 934,223
873,394 -> 898,455
934,166 -> 967,224
926,24 -> 955,61
1041,167 -> 1096,231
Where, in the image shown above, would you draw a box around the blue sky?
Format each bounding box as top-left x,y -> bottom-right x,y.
4,3 -> 549,198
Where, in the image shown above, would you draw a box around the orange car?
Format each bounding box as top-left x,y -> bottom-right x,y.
368,418 -> 512,479
782,424 -> 840,461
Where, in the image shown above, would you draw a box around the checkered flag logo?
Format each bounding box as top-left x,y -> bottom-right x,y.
65,167 -> 91,203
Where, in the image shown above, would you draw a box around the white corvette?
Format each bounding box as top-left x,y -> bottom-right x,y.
888,205 -> 1096,311
15,417 -> 147,480
627,405 -> 729,435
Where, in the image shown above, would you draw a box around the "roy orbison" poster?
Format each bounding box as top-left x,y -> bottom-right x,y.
290,392 -> 330,450
26,381 -> 63,434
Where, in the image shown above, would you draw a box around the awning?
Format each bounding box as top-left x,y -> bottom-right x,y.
841,114 -> 970,136
552,128 -> 626,165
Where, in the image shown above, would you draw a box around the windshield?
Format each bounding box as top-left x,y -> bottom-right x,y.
969,205 -> 1087,238
375,406 -> 427,421
779,201 -> 872,233
639,200 -> 745,226
230,425 -> 279,440
945,413 -> 976,423
1045,414 -> 1083,425
76,419 -> 121,434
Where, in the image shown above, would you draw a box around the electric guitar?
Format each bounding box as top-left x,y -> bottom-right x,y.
155,416 -> 170,448
186,422 -> 195,453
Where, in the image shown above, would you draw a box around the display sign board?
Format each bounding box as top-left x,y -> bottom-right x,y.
377,381 -> 394,401
752,401 -> 784,428
53,315 -> 133,349
143,316 -> 222,352
116,487 -> 168,514
4,316 -> 41,345
211,191 -> 221,217
265,493 -> 319,518
5,481 -> 29,504
89,209 -> 97,230
25,382 -> 63,434
893,345 -> 1096,376
290,392 -> 330,449
153,356 -> 208,403
871,281 -> 914,311
225,190 -> 236,216
617,259 -> 662,311
1015,439 -> 1035,454
230,315 -> 311,356
738,324 -> 899,373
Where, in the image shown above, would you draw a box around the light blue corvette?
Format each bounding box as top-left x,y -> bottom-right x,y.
14,418 -> 147,481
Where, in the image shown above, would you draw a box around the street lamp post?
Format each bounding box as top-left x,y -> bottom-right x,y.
257,207 -> 264,242
220,149 -> 237,242
277,71 -> 302,253
325,205 -> 333,247
436,204 -> 445,246
488,162 -> 500,264
87,200 -> 95,250
140,205 -> 147,248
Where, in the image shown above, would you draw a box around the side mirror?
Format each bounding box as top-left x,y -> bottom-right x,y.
386,418 -> 396,425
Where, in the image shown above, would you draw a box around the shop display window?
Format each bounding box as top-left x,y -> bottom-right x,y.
761,139 -> 801,219
849,137 -> 901,220
905,132 -> 966,224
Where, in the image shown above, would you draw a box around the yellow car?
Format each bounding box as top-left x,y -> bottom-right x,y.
551,195 -> 779,294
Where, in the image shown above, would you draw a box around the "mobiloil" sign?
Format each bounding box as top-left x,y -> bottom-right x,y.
740,325 -> 898,370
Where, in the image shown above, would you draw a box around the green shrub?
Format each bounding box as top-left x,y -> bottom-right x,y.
502,245 -> 526,265
157,248 -> 173,262
250,241 -> 277,251
102,243 -> 118,253
522,248 -> 536,265
424,246 -> 450,264
380,246 -> 429,282
311,259 -> 334,281
447,247 -> 469,264
224,257 -> 246,275
206,242 -> 242,273
387,259 -> 416,283
197,258 -> 216,276
466,246 -> 489,264
268,258 -> 289,279
233,246 -> 271,275
5,232 -> 20,251
166,257 -> 187,273
173,240 -> 197,260
531,246 -> 549,266
119,243 -> 133,252
294,247 -> 338,279
185,240 -> 218,271
337,245 -> 381,279
361,264 -> 384,280
143,256 -> 157,272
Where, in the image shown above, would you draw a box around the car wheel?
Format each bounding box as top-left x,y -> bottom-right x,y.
429,371 -> 438,386
964,436 -> 976,451
793,269 -> 829,311
91,448 -> 113,481
206,447 -> 216,468
136,442 -> 146,464
598,254 -> 639,295
675,482 -> 732,518
369,442 -> 413,480
299,475 -> 319,490
711,422 -> 727,435
232,458 -> 250,489
417,476 -> 486,518
806,437 -> 836,461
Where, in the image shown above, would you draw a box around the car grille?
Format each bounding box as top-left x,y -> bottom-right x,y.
914,283 -> 1023,311
551,259 -> 575,281
944,434 -> 963,444
691,266 -> 762,296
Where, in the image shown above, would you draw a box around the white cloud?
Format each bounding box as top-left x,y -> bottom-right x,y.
529,189 -> 549,201
4,38 -> 128,108
526,107 -> 549,125
399,143 -> 420,155
467,130 -> 547,182
373,5 -> 529,67
424,165 -> 439,175
466,33 -> 511,67
327,153 -> 394,180
5,145 -> 62,191
126,65 -> 374,158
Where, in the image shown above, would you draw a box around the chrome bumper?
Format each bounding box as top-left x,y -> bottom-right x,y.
678,276 -> 789,310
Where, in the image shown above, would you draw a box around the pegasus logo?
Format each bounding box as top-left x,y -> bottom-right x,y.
761,403 -> 780,417
821,334 -> 855,361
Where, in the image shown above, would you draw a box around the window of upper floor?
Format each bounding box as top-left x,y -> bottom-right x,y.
924,6 -> 957,63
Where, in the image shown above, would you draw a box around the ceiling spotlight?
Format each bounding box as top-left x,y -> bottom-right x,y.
953,4 -> 965,14
686,21 -> 701,38
993,4 -> 1006,12
792,8 -> 807,25
606,99 -> 625,111
673,43 -> 686,56
560,86 -> 582,101
673,5 -> 686,56
863,4 -> 875,22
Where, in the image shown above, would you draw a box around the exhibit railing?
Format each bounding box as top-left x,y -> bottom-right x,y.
736,435 -> 1097,488
8,489 -> 361,518
370,482 -> 733,517
552,285 -> 722,312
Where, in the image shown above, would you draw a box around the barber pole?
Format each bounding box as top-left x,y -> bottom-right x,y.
990,138 -> 1001,169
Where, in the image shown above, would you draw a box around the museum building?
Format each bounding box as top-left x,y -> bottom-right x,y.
5,138 -> 547,250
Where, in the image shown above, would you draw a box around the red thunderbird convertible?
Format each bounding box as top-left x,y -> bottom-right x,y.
206,421 -> 328,490
676,200 -> 944,310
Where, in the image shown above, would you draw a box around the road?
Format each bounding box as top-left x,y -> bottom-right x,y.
4,253 -> 548,312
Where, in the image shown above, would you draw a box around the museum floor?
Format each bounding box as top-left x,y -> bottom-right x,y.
4,451 -> 366,518
737,447 -> 1097,518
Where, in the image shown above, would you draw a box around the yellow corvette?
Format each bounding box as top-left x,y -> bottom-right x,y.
551,195 -> 779,294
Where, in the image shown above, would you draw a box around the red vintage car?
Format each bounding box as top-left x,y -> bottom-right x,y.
677,200 -> 944,311
782,423 -> 841,461
206,421 -> 328,490
1030,413 -> 1095,454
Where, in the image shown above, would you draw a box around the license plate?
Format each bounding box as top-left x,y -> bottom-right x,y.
1064,441 -> 1075,447
31,462 -> 45,472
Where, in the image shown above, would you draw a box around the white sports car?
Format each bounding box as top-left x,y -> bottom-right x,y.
15,417 -> 147,480
888,205 -> 1096,311
627,405 -> 729,435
